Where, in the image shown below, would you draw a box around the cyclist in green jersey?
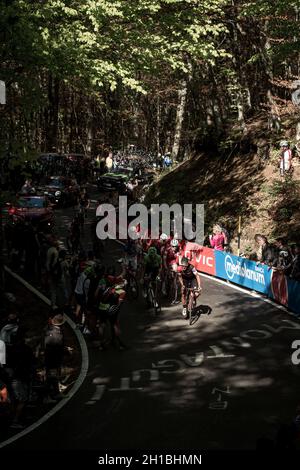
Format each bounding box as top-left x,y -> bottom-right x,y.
142,247 -> 162,298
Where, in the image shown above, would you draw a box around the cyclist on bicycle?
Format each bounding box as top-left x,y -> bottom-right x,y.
178,257 -> 202,318
142,246 -> 162,298
95,268 -> 127,350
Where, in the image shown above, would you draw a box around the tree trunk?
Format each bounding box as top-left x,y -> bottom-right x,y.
156,95 -> 161,156
45,74 -> 60,151
86,98 -> 94,158
263,21 -> 281,131
172,78 -> 188,161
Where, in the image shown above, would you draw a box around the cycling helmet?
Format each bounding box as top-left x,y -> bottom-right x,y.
180,257 -> 189,267
279,250 -> 289,258
84,266 -> 95,277
114,282 -> 126,290
280,140 -> 289,147
171,239 -> 179,247
148,246 -> 157,256
160,233 -> 168,241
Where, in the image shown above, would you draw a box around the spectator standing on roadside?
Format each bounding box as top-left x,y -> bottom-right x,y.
273,237 -> 293,272
290,244 -> 300,281
254,234 -> 278,266
44,311 -> 66,400
279,141 -> 292,176
0,368 -> 11,431
106,153 -> 113,171
20,179 -> 34,195
6,331 -> 34,429
209,224 -> 226,251
46,237 -> 60,308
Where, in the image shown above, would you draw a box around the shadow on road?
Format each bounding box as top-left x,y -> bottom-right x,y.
190,304 -> 213,325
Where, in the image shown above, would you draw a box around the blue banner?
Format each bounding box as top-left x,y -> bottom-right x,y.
215,251 -> 271,294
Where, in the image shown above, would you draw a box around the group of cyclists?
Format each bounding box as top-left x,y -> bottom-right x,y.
119,232 -> 202,319
71,230 -> 203,350
131,233 -> 201,318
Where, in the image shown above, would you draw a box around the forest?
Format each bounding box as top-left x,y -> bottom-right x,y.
1,0 -> 300,163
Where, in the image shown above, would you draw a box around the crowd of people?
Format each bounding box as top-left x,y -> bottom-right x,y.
96,147 -> 173,175
0,306 -> 71,431
203,223 -> 300,282
252,235 -> 300,280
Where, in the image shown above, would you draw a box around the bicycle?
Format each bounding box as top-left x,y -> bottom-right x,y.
145,275 -> 161,314
185,287 -> 201,325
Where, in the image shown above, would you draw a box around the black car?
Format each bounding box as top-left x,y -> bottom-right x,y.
40,176 -> 79,207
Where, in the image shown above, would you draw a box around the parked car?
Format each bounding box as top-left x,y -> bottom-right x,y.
6,195 -> 54,231
39,176 -> 79,207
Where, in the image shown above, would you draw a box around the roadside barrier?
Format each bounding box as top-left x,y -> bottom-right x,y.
181,243 -> 300,317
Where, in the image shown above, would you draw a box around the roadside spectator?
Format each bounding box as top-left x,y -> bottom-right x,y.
0,339 -> 6,366
209,224 -> 226,251
60,250 -> 72,307
279,140 -> 292,177
216,221 -> 230,252
163,152 -> 172,169
46,237 -> 60,307
20,178 -> 34,195
254,234 -> 278,266
6,331 -> 34,429
290,244 -> 300,281
105,153 -> 113,171
273,237 -> 293,272
0,368 -> 11,431
44,311 -> 66,400
0,313 -> 20,353
74,267 -> 90,325
0,371 -> 9,403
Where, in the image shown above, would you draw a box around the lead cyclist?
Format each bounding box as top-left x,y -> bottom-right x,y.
177,257 -> 202,318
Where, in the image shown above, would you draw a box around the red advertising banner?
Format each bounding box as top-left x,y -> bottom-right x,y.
181,242 -> 216,276
270,270 -> 288,307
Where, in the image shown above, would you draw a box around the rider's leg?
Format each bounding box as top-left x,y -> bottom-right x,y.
181,286 -> 187,317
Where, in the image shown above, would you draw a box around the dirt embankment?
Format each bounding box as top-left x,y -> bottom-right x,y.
145,147 -> 300,254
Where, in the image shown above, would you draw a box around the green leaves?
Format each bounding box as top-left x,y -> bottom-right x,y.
0,0 -> 229,92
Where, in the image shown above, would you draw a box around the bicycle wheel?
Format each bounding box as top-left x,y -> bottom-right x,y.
148,285 -> 155,309
154,281 -> 162,315
188,292 -> 196,325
